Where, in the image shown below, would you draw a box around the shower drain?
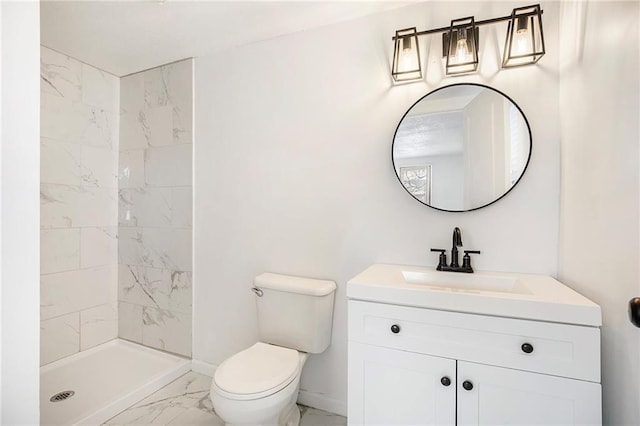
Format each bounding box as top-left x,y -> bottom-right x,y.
50,390 -> 75,402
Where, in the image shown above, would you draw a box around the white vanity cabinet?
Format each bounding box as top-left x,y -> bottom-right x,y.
347,300 -> 602,425
349,341 -> 456,425
456,361 -> 600,426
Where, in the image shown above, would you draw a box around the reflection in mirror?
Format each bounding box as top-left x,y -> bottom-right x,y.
392,84 -> 531,212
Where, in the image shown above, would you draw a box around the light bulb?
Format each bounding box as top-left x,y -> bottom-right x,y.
456,38 -> 469,62
455,29 -> 470,63
515,31 -> 527,54
514,17 -> 529,55
401,37 -> 416,71
402,51 -> 414,71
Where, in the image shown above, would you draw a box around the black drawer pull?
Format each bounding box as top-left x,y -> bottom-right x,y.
390,324 -> 400,334
521,343 -> 534,354
462,380 -> 473,391
440,376 -> 451,387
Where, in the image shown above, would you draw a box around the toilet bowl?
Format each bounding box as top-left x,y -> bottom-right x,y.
209,273 -> 336,426
210,342 -> 308,426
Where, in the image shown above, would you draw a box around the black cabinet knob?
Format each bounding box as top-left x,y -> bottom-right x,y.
629,297 -> 640,327
390,324 -> 400,334
521,343 -> 534,354
440,376 -> 451,387
462,380 -> 474,391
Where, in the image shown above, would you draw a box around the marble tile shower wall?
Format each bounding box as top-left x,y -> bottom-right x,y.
118,60 -> 193,357
40,47 -> 119,365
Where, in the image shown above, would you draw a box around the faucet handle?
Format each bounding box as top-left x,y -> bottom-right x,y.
430,248 -> 447,271
462,250 -> 481,272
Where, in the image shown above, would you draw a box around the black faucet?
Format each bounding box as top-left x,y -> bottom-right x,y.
430,227 -> 481,273
451,227 -> 462,268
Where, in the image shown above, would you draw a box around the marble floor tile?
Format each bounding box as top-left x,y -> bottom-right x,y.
103,371 -> 347,426
104,372 -> 211,426
166,407 -> 223,426
300,407 -> 348,426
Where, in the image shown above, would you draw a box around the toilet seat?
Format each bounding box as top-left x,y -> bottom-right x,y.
213,342 -> 300,401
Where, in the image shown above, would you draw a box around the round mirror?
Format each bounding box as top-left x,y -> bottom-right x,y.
392,83 -> 532,212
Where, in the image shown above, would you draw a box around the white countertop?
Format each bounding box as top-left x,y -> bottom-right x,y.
347,264 -> 602,327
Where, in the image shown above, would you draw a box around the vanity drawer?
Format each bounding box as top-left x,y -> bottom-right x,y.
348,300 -> 600,382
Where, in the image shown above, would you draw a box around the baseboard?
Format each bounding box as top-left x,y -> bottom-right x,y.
191,359 -> 216,377
297,389 -> 347,417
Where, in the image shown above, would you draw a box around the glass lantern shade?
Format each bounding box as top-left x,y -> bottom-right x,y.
502,4 -> 545,68
444,17 -> 479,75
392,27 -> 422,82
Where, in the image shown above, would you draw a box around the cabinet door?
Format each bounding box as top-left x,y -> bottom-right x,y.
348,341 -> 456,426
457,361 -> 602,426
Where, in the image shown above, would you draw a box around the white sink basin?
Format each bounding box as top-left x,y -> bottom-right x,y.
347,264 -> 601,326
400,270 -> 532,295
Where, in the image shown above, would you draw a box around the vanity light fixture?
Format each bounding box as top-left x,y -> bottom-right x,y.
502,4 -> 545,68
443,17 -> 479,75
390,4 -> 544,82
391,27 -> 422,82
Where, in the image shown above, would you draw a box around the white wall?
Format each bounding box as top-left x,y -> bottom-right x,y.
558,1 -> 640,425
0,1 -> 41,423
194,1 -> 560,413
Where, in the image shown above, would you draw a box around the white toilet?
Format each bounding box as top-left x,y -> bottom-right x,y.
210,272 -> 337,426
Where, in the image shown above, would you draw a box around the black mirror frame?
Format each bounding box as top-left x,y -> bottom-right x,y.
391,82 -> 533,213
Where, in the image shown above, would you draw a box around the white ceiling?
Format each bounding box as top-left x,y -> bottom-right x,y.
41,0 -> 412,76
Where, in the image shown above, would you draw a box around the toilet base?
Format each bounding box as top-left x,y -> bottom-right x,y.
224,400 -> 300,426
280,401 -> 300,426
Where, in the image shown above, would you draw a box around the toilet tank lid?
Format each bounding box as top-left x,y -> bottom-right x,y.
254,273 -> 336,296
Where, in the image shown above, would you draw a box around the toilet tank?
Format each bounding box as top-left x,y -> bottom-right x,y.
254,273 -> 336,354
